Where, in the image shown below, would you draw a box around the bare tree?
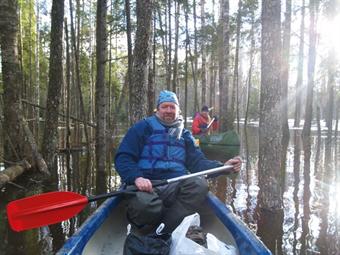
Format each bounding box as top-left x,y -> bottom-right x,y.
148,15 -> 156,115
184,0 -> 189,128
325,0 -> 337,139
244,3 -> 256,129
35,0 -> 40,138
42,0 -> 64,180
294,0 -> 305,127
172,0 -> 180,93
201,0 -> 207,105
281,0 -> 291,142
130,0 -> 153,124
193,0 -> 199,111
302,0 -> 318,139
125,0 -> 133,122
258,0 -> 283,210
218,0 -> 230,131
167,0 -> 172,90
229,0 -> 242,130
95,0 -> 107,195
0,0 -> 24,167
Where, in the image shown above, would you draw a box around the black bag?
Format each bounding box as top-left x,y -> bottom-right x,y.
123,232 -> 172,255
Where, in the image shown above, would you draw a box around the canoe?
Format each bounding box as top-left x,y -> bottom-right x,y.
195,130 -> 241,160
57,192 -> 271,255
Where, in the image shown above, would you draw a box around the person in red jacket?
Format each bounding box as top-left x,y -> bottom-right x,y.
192,105 -> 219,135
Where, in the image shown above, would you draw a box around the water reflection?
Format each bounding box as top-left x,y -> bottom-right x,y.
230,127 -> 340,254
1,178 -> 55,254
292,131 -> 301,254
301,133 -> 312,254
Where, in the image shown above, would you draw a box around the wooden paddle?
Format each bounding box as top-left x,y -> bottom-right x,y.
7,165 -> 234,232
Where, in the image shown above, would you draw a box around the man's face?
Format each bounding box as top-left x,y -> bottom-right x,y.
201,111 -> 209,118
157,102 -> 179,123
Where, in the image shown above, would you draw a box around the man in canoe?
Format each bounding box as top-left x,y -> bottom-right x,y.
114,90 -> 241,235
192,105 -> 219,135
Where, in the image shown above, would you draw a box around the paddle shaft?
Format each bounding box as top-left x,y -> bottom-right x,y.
206,117 -> 215,129
88,164 -> 233,202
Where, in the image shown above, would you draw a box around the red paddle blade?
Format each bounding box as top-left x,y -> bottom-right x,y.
7,191 -> 88,232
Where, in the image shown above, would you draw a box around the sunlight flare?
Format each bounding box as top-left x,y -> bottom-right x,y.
319,14 -> 340,59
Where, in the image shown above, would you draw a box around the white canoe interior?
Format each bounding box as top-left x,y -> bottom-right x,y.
82,201 -> 239,255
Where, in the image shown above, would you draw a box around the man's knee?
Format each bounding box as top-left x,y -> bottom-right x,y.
126,191 -> 163,227
178,177 -> 209,203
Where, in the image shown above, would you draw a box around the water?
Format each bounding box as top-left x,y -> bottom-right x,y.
228,127 -> 340,255
0,125 -> 339,254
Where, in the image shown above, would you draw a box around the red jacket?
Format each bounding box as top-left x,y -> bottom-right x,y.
192,113 -> 218,135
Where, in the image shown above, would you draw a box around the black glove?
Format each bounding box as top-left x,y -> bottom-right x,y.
213,115 -> 218,121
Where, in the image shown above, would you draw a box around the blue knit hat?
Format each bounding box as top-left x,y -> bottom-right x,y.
157,90 -> 179,107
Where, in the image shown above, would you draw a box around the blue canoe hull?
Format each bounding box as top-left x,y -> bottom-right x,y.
58,193 -> 271,255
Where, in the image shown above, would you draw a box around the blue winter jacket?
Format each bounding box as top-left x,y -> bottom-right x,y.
114,116 -> 224,185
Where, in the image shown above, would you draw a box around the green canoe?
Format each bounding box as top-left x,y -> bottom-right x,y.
195,130 -> 241,160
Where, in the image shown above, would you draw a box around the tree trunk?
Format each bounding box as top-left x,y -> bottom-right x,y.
42,0 -> 64,181
193,0 -> 199,111
209,0 -> 216,110
201,0 -> 207,105
302,0 -> 318,139
325,0 -> 337,139
69,0 -> 91,191
172,1 -> 180,93
64,18 -> 72,190
125,0 -> 133,123
35,0 -> 40,138
294,0 -> 305,127
281,0 -> 291,142
326,51 -> 335,140
228,0 -> 242,130
156,4 -> 169,90
184,0 -> 189,128
130,0 -> 153,124
209,56 -> 217,109
258,0 -> 283,210
0,0 -> 24,167
244,11 -> 255,128
167,0 -> 172,90
0,161 -> 31,188
95,0 -> 107,195
148,15 -> 156,115
21,116 -> 49,174
218,0 -> 230,132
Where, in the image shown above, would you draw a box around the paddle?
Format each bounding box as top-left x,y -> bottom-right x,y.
7,165 -> 234,232
206,117 -> 216,130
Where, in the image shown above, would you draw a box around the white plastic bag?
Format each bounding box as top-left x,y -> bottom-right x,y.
170,213 -> 237,255
206,233 -> 238,254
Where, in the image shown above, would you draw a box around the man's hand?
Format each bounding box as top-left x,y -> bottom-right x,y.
134,177 -> 153,192
224,156 -> 242,173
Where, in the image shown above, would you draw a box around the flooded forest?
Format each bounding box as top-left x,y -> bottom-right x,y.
0,0 -> 339,254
